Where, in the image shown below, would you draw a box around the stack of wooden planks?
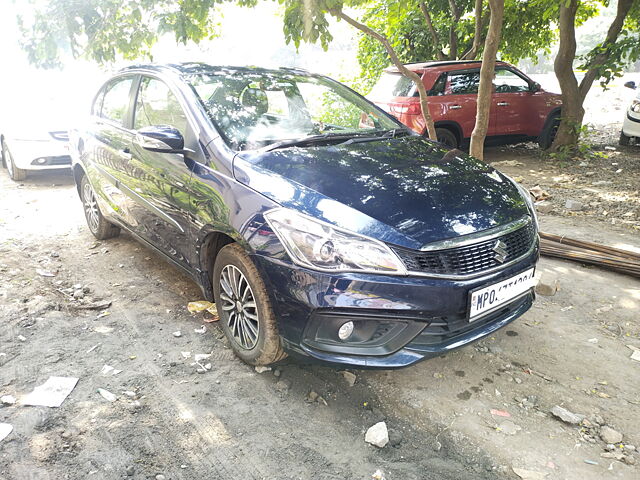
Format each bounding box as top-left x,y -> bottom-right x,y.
540,232 -> 640,278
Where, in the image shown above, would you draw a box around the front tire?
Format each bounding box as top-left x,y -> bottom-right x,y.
538,114 -> 560,150
0,139 -> 6,169
2,141 -> 27,181
619,131 -> 631,146
213,244 -> 286,366
80,175 -> 120,240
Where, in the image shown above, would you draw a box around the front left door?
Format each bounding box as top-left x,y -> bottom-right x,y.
493,68 -> 536,136
128,76 -> 198,269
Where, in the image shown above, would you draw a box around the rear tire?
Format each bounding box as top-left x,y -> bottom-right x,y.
538,114 -> 560,150
80,175 -> 120,240
435,128 -> 458,149
2,141 -> 27,181
619,131 -> 631,146
213,243 -> 287,366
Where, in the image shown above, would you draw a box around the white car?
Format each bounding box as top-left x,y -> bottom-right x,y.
1,120 -> 71,181
620,80 -> 640,146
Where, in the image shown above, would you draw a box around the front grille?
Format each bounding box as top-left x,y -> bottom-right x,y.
393,221 -> 535,276
49,155 -> 72,165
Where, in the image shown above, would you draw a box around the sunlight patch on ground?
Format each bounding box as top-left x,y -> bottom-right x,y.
622,288 -> 640,301
174,400 -> 232,445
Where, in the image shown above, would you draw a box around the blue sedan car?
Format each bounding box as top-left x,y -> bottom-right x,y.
69,63 -> 539,368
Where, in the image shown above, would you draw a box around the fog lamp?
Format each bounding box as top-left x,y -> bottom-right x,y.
36,158 -> 47,164
338,321 -> 354,341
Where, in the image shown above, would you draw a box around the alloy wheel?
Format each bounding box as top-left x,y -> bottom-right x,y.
219,264 -> 259,350
83,182 -> 100,233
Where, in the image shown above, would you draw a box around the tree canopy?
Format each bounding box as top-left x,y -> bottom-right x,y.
18,0 -> 639,87
355,0 -> 556,85
14,0 -> 640,151
17,0 -> 255,68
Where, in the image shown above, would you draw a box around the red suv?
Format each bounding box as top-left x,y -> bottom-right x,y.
368,60 -> 562,149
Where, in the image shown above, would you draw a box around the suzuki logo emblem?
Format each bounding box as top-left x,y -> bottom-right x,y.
492,240 -> 509,264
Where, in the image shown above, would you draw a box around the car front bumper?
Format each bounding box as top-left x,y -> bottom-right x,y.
6,138 -> 71,170
622,107 -> 640,138
252,245 -> 538,368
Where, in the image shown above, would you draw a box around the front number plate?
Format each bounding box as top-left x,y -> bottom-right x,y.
469,268 -> 535,321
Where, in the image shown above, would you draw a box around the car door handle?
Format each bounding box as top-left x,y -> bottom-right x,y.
121,147 -> 132,160
450,105 -> 462,110
497,102 -> 509,106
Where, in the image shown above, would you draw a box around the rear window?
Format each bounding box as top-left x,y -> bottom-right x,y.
369,73 -> 417,99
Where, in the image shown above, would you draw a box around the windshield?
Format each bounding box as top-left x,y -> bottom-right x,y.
187,69 -> 401,150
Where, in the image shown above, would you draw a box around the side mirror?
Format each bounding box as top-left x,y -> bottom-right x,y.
624,81 -> 637,90
530,82 -> 541,93
134,125 -> 187,153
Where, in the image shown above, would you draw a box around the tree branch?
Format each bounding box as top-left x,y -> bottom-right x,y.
578,0 -> 634,102
448,0 -> 462,59
461,0 -> 484,60
418,1 -> 446,60
331,8 -> 437,140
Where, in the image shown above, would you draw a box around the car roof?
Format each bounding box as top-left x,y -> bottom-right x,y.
384,60 -> 510,74
118,62 -> 315,78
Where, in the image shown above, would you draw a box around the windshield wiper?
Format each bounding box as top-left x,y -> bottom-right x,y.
259,128 -> 412,153
338,128 -> 412,146
260,132 -> 375,152
382,128 -> 412,138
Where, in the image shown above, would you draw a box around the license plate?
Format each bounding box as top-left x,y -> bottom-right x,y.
468,268 -> 535,321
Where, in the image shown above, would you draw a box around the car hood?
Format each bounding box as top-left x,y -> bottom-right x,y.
233,136 -> 529,250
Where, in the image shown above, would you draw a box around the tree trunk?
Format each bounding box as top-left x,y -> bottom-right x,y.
550,0 -> 581,150
469,0 -> 504,160
333,9 -> 437,140
550,0 -> 633,151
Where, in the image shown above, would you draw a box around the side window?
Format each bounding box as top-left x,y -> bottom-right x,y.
134,77 -> 188,135
494,69 -> 531,93
429,73 -> 447,96
446,71 -> 480,95
101,77 -> 134,125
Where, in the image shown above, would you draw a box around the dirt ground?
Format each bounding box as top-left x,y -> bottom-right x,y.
1,137 -> 639,480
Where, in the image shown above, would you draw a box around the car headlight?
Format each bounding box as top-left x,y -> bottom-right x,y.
631,99 -> 640,113
264,208 -> 407,274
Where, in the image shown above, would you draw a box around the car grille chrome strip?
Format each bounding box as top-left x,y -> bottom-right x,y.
392,217 -> 537,280
418,217 -> 531,251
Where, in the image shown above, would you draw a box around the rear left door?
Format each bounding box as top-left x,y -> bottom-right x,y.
88,75 -> 138,226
